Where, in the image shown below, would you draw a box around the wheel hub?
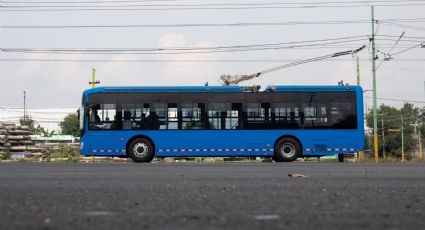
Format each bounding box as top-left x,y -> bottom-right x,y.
280,143 -> 296,158
133,143 -> 148,158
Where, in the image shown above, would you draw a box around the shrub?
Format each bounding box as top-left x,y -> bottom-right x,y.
0,152 -> 12,160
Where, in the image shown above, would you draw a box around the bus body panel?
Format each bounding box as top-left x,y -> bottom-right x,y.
80,129 -> 364,157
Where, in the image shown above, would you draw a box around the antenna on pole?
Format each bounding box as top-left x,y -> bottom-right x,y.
89,68 -> 100,88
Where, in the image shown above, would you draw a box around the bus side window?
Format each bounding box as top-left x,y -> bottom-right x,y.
151,103 -> 167,130
208,103 -> 225,130
226,103 -> 241,130
89,104 -> 116,130
182,103 -> 202,130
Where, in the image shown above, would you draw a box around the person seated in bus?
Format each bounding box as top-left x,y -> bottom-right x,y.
288,111 -> 300,128
147,113 -> 161,130
123,111 -> 133,130
112,113 -> 123,130
95,114 -> 101,123
139,113 -> 149,130
89,110 -> 103,129
300,111 -> 305,127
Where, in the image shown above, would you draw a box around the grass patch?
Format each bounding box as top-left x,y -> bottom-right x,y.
0,152 -> 12,160
44,145 -> 81,162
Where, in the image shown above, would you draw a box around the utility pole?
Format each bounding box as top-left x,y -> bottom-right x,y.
419,127 -> 423,160
421,81 -> 425,160
382,117 -> 386,160
23,91 -> 26,123
89,67 -> 98,163
356,55 -> 362,160
356,55 -> 361,86
401,114 -> 405,162
89,68 -> 100,88
371,6 -> 379,163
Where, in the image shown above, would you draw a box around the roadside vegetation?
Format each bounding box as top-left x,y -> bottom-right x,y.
43,145 -> 81,162
365,103 -> 424,160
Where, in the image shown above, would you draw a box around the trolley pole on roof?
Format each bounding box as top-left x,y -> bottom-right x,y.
89,68 -> 100,88
371,6 -> 379,163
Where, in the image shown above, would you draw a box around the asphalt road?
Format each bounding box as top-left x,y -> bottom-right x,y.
0,162 -> 424,230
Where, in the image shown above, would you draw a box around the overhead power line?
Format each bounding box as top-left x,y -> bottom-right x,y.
1,36 -> 370,54
381,22 -> 425,31
376,31 -> 405,69
4,0 -> 425,7
0,20 -> 372,29
3,18 -> 425,29
2,38 -> 421,55
390,43 -> 424,56
6,3 -> 425,9
4,2 -> 425,11
2,0 -> 179,3
2,58 -> 425,63
365,96 -> 425,104
3,0 -> 424,4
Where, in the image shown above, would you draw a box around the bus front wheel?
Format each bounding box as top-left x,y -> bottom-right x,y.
274,138 -> 301,162
127,138 -> 155,163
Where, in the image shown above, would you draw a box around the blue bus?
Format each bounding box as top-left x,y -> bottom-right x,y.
79,85 -> 364,162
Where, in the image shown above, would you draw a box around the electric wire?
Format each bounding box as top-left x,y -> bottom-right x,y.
4,0 -> 425,4
3,38 -> 421,55
1,37 -> 371,55
4,3 -> 425,11
381,22 -> 425,31
390,43 -> 424,56
3,18 -> 425,29
376,31 -> 405,69
2,58 -> 425,63
364,96 -> 425,104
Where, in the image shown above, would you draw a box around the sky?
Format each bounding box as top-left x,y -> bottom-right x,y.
0,0 -> 424,131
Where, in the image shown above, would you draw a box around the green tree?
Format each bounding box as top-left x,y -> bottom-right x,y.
33,124 -> 56,137
20,115 -> 56,136
19,115 -> 34,128
60,113 -> 79,137
366,103 -> 421,159
419,107 -> 425,138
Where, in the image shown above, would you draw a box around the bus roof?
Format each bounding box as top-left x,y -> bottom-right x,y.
83,85 -> 362,95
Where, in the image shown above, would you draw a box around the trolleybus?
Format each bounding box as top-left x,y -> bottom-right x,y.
79,85 -> 364,162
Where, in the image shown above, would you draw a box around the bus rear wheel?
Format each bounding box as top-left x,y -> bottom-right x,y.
274,138 -> 301,162
127,138 -> 155,163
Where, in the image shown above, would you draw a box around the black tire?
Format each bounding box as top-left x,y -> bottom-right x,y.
338,154 -> 344,162
127,138 -> 155,163
274,138 -> 301,162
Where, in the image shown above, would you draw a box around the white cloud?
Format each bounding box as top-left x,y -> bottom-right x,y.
157,33 -> 219,86
157,33 -> 186,48
100,53 -> 143,86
